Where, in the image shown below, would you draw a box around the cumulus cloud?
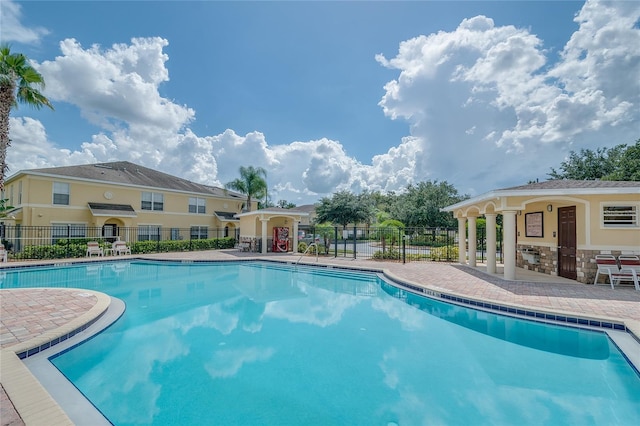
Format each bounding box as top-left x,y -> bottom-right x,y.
377,0 -> 640,193
0,0 -> 49,44
6,0 -> 639,203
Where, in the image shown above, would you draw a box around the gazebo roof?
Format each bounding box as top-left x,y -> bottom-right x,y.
443,180 -> 640,212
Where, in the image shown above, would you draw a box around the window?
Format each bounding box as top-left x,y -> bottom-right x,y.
51,223 -> 86,244
53,182 -> 70,205
190,226 -> 208,240
603,205 -> 638,227
138,225 -> 161,241
189,197 -> 206,214
18,181 -> 22,205
141,192 -> 163,211
9,185 -> 13,206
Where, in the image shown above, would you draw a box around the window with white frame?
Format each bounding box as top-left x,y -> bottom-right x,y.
189,197 -> 206,214
51,223 -> 86,244
141,192 -> 164,211
18,181 -> 22,204
138,225 -> 161,241
190,226 -> 208,240
53,182 -> 70,205
602,205 -> 638,227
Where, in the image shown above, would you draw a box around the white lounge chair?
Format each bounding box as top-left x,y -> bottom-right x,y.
617,255 -> 640,291
86,241 -> 104,257
593,254 -> 618,286
113,241 -> 131,255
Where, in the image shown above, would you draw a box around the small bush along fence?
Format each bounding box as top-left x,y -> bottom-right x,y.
12,237 -> 236,260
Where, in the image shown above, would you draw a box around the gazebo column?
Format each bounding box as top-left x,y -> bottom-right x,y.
292,220 -> 299,253
468,216 -> 477,267
502,210 -> 517,280
457,217 -> 466,265
260,219 -> 268,254
485,213 -> 497,274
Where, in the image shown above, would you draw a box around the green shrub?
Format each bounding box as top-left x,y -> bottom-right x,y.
428,245 -> 459,261
372,248 -> 401,260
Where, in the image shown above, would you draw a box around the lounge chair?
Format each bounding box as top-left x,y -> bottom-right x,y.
86,241 -> 104,257
593,254 -> 618,285
113,241 -> 132,255
0,245 -> 7,262
618,255 -> 640,291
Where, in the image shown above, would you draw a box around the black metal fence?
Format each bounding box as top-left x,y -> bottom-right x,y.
0,225 -> 238,260
297,226 -> 503,263
0,224 -> 502,263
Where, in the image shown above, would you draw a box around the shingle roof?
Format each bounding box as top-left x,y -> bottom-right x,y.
501,179 -> 640,191
18,161 -> 245,199
442,179 -> 639,212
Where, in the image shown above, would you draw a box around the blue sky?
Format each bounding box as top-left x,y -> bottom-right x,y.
2,0 -> 639,205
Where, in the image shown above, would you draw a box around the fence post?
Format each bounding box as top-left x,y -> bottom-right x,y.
402,233 -> 406,264
352,226 -> 357,259
334,227 -> 338,258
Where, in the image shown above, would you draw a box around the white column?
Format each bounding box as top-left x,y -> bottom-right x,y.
485,213 -> 497,274
457,217 -> 466,265
261,219 -> 268,254
292,220 -> 299,253
502,210 -> 517,280
468,216 -> 477,267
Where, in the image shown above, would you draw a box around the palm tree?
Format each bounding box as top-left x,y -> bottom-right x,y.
0,44 -> 53,190
225,166 -> 267,212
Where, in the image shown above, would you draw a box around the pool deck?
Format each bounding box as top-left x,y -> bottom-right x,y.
1,250 -> 639,425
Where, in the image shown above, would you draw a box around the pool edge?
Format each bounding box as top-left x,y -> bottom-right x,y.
0,289 -> 116,426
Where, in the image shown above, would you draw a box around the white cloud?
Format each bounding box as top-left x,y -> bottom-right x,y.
37,37 -> 193,132
6,0 -> 639,204
377,0 -> 640,194
0,0 -> 49,44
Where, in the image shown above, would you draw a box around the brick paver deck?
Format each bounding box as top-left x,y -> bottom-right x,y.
0,288 -> 108,426
0,251 -> 638,425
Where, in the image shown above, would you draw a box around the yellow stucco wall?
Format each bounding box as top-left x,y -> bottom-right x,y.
452,192 -> 640,251
5,174 -> 249,230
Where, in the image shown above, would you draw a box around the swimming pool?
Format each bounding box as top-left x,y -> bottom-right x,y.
3,260 -> 640,425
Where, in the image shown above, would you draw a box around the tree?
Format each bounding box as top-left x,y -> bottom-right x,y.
0,44 -> 53,190
225,166 -> 267,212
548,141 -> 639,181
315,190 -> 375,229
0,198 -> 13,218
276,199 -> 296,209
389,181 -> 467,228
602,140 -> 640,181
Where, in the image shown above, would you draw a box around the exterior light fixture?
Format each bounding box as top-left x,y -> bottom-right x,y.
547,204 -> 553,212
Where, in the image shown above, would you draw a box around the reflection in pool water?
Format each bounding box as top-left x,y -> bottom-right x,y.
3,261 -> 639,425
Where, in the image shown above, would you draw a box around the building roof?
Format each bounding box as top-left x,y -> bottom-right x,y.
500,179 -> 640,190
443,179 -> 640,212
88,202 -> 137,217
287,204 -> 318,214
235,207 -> 310,218
9,161 -> 246,199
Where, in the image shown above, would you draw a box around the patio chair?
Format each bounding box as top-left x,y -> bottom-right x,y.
593,254 -> 618,285
617,255 -> 640,291
86,241 -> 104,257
0,245 -> 7,262
113,240 -> 132,255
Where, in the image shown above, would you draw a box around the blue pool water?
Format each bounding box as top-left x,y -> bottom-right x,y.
2,260 -> 640,425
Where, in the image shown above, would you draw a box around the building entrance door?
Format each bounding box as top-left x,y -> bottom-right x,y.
558,206 -> 577,280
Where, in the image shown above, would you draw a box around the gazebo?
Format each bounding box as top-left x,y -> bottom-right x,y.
442,180 -> 640,283
235,208 -> 310,254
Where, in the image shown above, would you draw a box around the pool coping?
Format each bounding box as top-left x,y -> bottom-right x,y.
0,289 -> 116,426
1,257 -> 639,424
